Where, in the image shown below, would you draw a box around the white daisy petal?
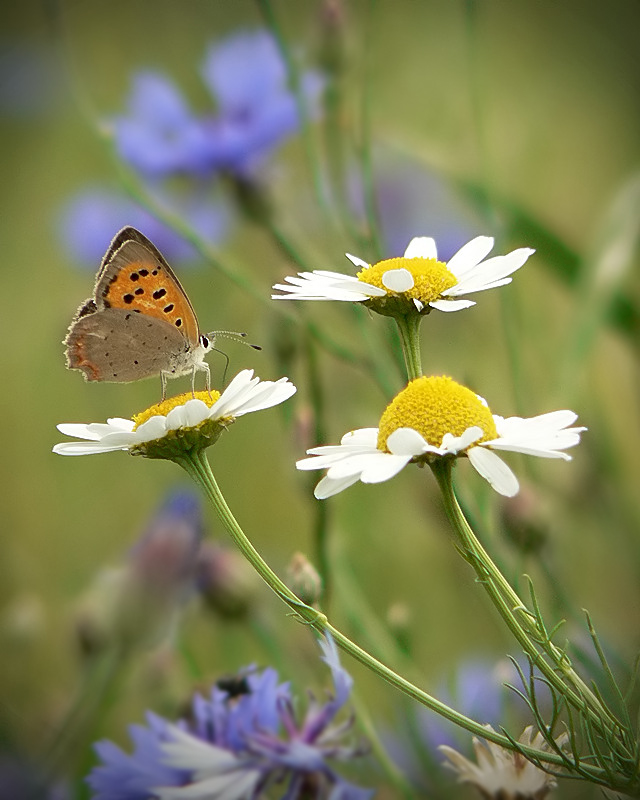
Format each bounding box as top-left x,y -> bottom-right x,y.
360,453 -> 412,483
413,298 -> 424,311
440,426 -> 484,454
165,399 -> 209,430
429,298 -> 477,312
314,473 -> 363,499
386,427 -> 431,456
326,453 -> 383,480
52,440 -> 132,456
134,415 -> 170,443
340,428 -> 380,447
403,236 -> 437,260
56,423 -> 103,441
468,446 -> 519,497
345,252 -> 370,270
382,268 -> 415,292
452,248 -> 534,294
446,236 -> 495,278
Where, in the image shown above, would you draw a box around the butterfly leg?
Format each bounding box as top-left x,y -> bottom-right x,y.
194,361 -> 211,398
161,371 -> 169,401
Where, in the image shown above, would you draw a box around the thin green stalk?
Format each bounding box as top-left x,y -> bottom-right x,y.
430,458 -> 623,739
304,332 -> 332,606
174,447 -> 572,770
395,314 -> 423,380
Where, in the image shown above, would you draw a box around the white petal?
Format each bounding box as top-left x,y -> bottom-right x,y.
314,473 -> 362,499
52,441 -> 131,456
413,298 -> 424,311
133,415 -> 169,443
403,236 -> 437,260
326,452 -> 383,479
345,252 -> 370,270
360,453 -> 412,483
340,428 -> 380,447
56,423 -> 102,441
428,298 -> 476,312
468,447 -> 519,496
165,399 -> 209,430
452,248 -> 534,295
439,426 -> 484,454
226,378 -> 296,416
446,236 -> 494,278
386,427 -> 430,456
382,268 -> 414,292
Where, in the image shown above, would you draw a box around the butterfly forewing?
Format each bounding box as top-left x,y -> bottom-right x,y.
95,237 -> 201,346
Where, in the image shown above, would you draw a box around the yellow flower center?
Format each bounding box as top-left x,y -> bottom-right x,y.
377,376 -> 497,451
133,390 -> 221,430
358,257 -> 457,303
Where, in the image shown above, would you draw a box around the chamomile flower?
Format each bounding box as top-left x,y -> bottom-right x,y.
53,369 -> 296,460
440,725 -> 567,799
297,376 -> 584,499
272,235 -> 534,315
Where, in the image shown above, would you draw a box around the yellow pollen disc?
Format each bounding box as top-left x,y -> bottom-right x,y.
377,376 -> 497,451
133,390 -> 221,429
358,257 -> 457,303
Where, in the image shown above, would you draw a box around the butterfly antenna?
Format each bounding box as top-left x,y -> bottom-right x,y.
206,331 -> 262,385
206,330 -> 262,351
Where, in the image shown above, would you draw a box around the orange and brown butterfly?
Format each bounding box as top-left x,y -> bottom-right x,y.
64,227 -> 256,398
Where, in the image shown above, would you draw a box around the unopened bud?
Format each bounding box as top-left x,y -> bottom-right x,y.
500,484 -> 549,555
196,543 -> 260,619
287,552 -> 322,606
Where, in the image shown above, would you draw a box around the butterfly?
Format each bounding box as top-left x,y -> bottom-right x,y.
64,226 -> 257,399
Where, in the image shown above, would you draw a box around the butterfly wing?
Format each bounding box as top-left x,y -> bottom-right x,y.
65,306 -> 188,383
93,227 -> 200,347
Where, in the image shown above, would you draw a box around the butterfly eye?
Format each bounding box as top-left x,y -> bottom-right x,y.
200,335 -> 210,349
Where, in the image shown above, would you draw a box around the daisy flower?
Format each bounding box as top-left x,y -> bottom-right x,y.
297,376 -> 584,499
440,725 -> 567,799
272,235 -> 534,315
87,635 -> 372,800
53,369 -> 296,460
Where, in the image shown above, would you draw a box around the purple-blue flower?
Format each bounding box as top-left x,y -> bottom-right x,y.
113,29 -> 323,180
87,635 -> 373,800
60,187 -> 231,268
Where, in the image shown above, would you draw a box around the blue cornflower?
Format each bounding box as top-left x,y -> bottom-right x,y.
60,187 -> 231,268
87,635 -> 373,800
113,29 -> 323,180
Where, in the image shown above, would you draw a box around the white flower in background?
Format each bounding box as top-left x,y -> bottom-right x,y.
272,235 -> 534,315
297,376 -> 584,499
53,369 -> 296,458
440,725 -> 567,799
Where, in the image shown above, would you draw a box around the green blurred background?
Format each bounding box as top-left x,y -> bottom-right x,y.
1,1 -> 639,797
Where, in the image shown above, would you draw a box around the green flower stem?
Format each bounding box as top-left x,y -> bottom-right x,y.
175,447 -> 569,769
430,458 -> 623,740
395,314 -> 423,380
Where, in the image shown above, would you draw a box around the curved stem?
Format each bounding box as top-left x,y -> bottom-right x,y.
395,314 -> 423,380
175,448 -> 572,770
430,458 -> 623,739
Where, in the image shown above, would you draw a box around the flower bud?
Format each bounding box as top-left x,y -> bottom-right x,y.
196,542 -> 260,619
287,552 -> 322,606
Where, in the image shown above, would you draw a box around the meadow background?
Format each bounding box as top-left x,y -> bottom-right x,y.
1,1 -> 639,797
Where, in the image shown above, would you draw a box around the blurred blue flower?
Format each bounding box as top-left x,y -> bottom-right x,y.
114,72 -> 215,177
87,635 -> 372,800
113,29 -> 323,180
59,187 -> 231,268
